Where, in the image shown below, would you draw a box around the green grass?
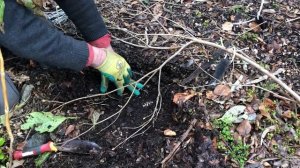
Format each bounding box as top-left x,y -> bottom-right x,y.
239,32 -> 259,42
261,81 -> 279,91
214,120 -> 250,168
194,10 -> 202,17
203,20 -> 210,28
230,5 -> 246,14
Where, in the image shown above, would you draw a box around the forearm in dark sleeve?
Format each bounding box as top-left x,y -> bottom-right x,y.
0,0 -> 89,71
55,0 -> 108,42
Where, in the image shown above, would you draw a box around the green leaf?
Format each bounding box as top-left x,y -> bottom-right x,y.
21,112 -> 73,133
0,153 -> 4,160
0,138 -> 4,147
219,105 -> 247,124
21,0 -> 36,9
0,0 -> 5,32
35,152 -> 51,168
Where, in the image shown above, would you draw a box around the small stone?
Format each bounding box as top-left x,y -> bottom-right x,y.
273,160 -> 282,167
281,160 -> 289,168
263,161 -> 271,167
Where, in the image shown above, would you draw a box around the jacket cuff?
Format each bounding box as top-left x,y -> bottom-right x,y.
88,34 -> 111,48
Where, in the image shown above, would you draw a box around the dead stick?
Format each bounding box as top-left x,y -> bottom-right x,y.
112,29 -> 300,103
0,49 -> 14,168
188,37 -> 300,103
161,119 -> 197,167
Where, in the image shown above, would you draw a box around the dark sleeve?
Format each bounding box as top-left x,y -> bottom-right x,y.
0,0 -> 89,71
55,0 -> 108,42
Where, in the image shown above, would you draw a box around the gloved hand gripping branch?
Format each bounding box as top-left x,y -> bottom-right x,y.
87,46 -> 143,96
96,50 -> 143,96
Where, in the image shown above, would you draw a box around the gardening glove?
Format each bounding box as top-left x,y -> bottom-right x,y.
96,50 -> 143,96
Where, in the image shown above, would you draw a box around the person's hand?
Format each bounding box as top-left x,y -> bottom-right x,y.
95,50 -> 143,96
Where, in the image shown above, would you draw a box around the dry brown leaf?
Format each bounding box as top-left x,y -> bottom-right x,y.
282,110 -> 292,119
206,90 -> 218,100
222,22 -> 233,31
16,141 -> 26,151
12,160 -> 24,168
249,22 -> 261,32
151,3 -> 163,21
246,104 -> 255,114
236,120 -> 252,137
212,137 -> 217,150
259,98 -> 275,120
213,85 -> 231,97
65,124 -> 75,136
164,129 -> 176,137
205,122 -> 213,130
173,90 -> 195,104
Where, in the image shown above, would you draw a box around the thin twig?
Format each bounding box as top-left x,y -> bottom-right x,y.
257,0 -> 265,19
59,88 -> 137,145
112,30 -> 300,103
242,85 -> 295,102
0,49 -> 14,167
112,35 -> 180,50
161,119 -> 197,168
286,17 -> 300,23
112,42 -> 193,150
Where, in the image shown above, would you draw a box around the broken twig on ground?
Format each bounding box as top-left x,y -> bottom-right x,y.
161,119 -> 197,168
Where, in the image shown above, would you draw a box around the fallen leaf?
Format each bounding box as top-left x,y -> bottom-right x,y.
260,125 -> 277,145
173,90 -> 195,104
16,141 -> 26,151
21,112 -> 76,133
65,124 -> 75,136
282,110 -> 292,119
259,98 -> 276,120
164,129 -> 177,137
233,132 -> 242,142
267,40 -> 282,53
151,3 -> 163,21
12,160 -> 24,168
222,22 -> 233,31
206,90 -> 218,100
249,22 -> 261,32
219,105 -> 246,124
92,111 -> 101,126
246,104 -> 255,114
212,137 -> 217,150
236,120 -> 252,136
213,85 -> 231,97
15,84 -> 35,110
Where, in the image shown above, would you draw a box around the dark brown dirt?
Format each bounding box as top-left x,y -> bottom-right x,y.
3,0 -> 300,167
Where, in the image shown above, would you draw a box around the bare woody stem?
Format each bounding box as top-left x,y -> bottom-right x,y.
0,49 -> 14,168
